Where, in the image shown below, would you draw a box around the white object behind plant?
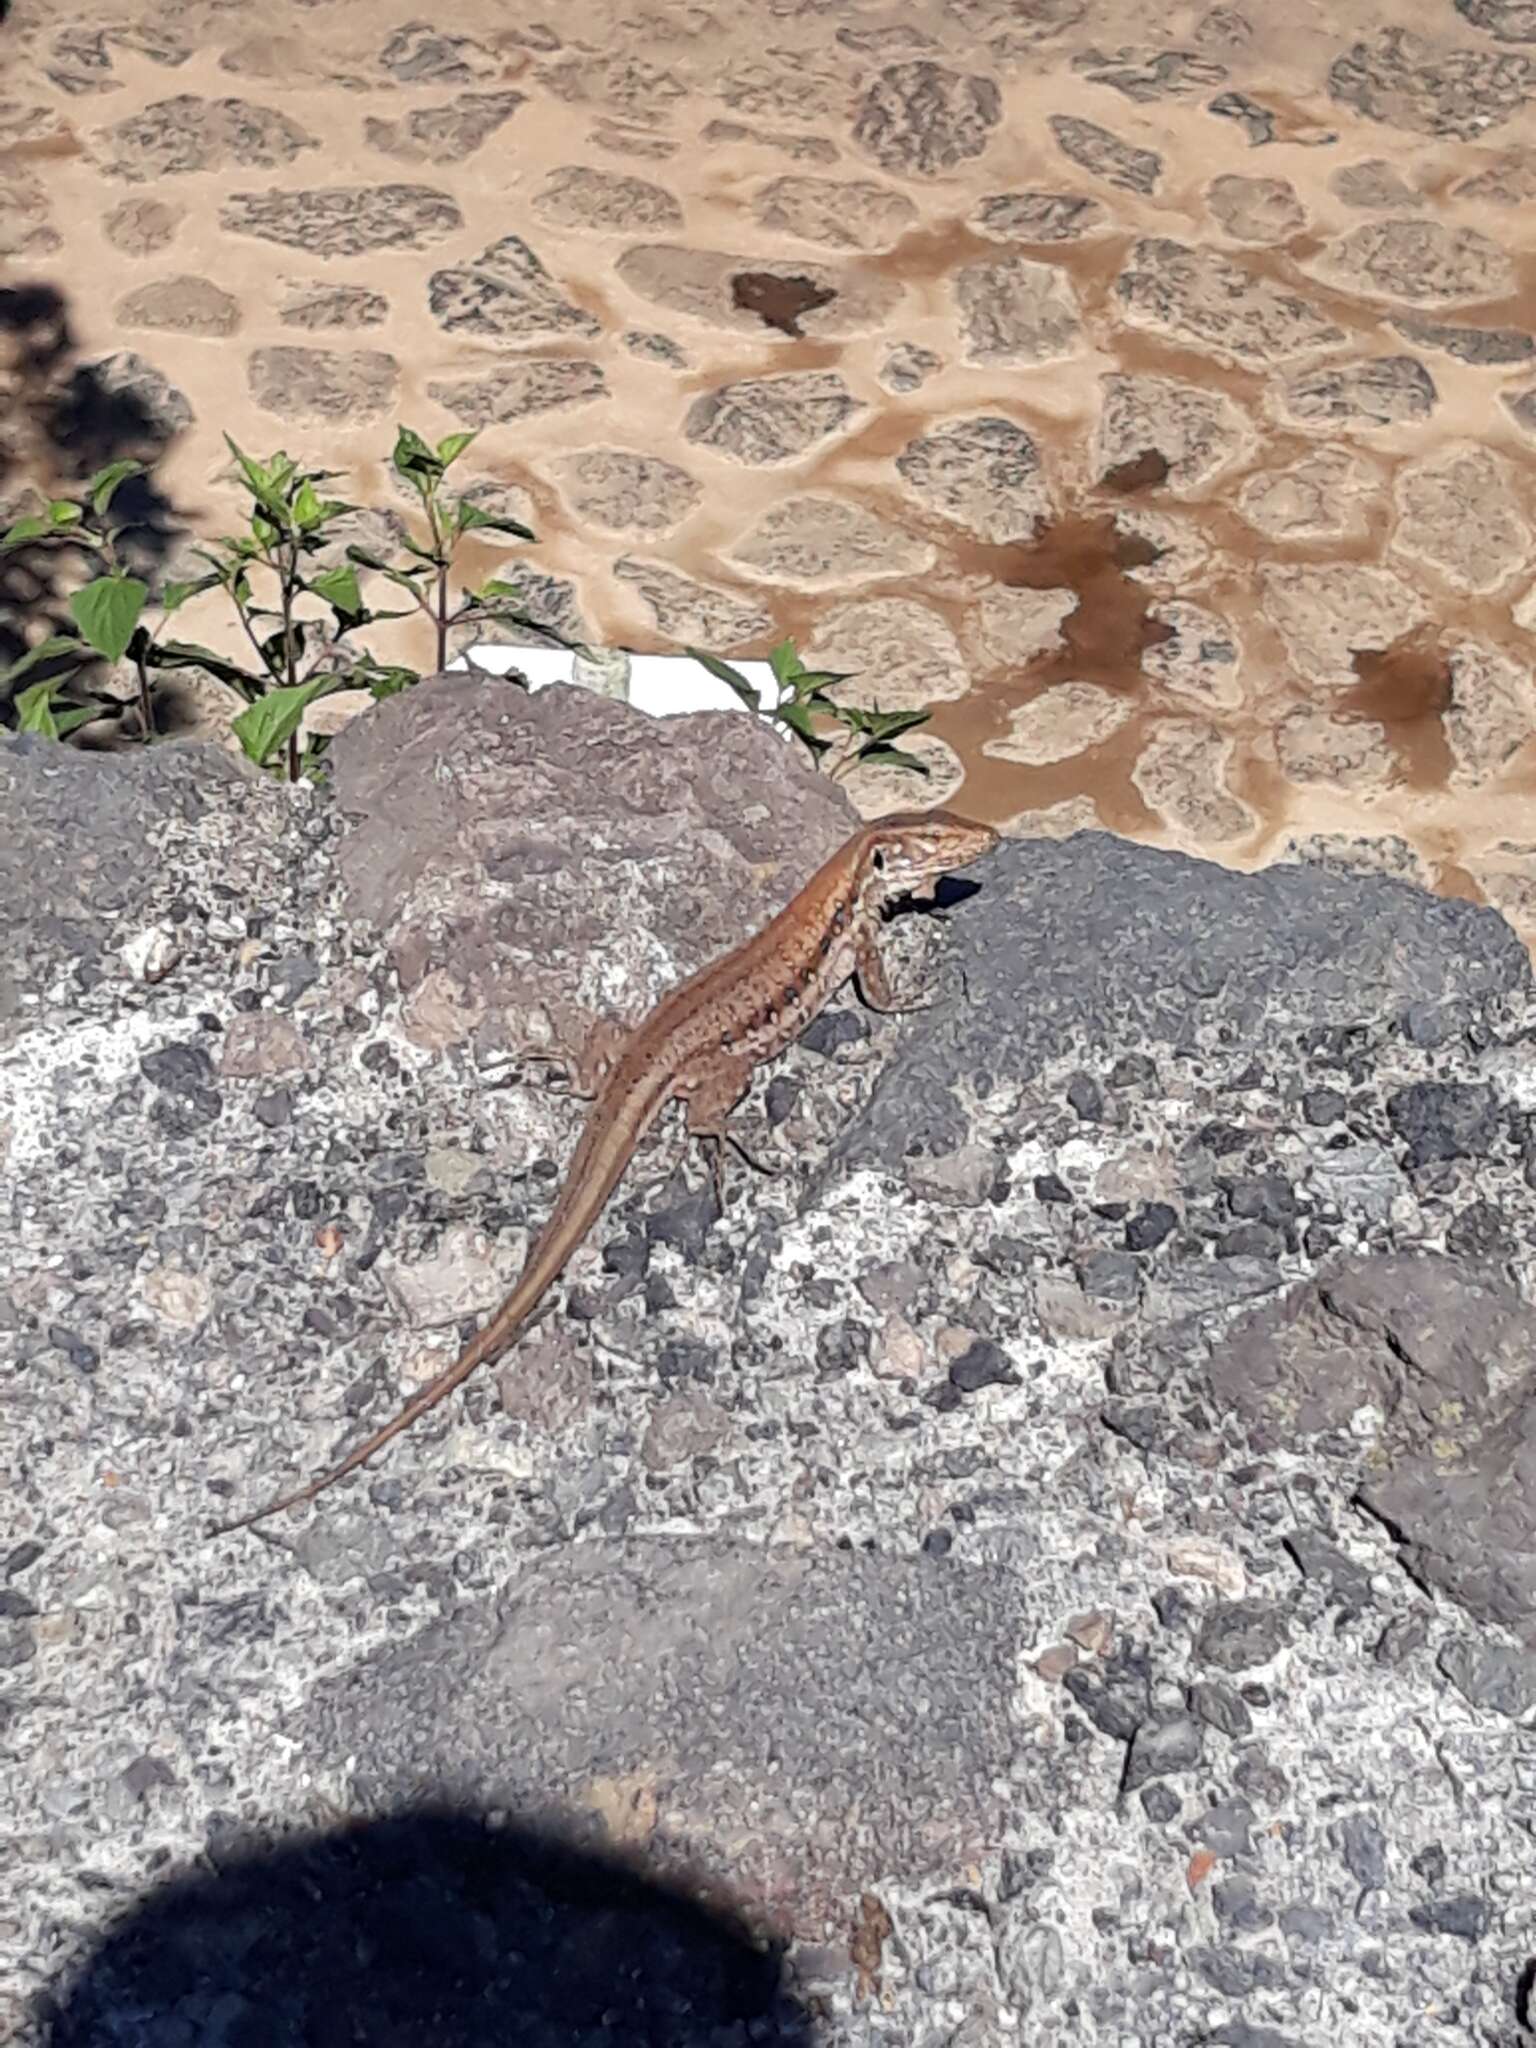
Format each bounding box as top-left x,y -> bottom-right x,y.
447,643 -> 780,717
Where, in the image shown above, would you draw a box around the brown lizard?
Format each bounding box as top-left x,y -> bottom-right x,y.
211,808 -> 997,1534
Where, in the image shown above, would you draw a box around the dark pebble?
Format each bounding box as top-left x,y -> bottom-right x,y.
1212,1873 -> 1273,1933
1386,1080 -> 1497,1167
1226,1173 -> 1298,1225
800,1010 -> 866,1056
1196,1598 -> 1290,1672
1122,1712 -> 1202,1791
1034,1172 -> 1072,1205
1067,1072 -> 1104,1120
1336,1812 -> 1388,1890
1140,1782 -> 1180,1823
949,1339 -> 1018,1393
1188,1679 -> 1252,1738
1063,1644 -> 1152,1741
1408,1895 -> 1491,1943
1302,1086 -> 1346,1126
1125,1202 -> 1177,1252
1217,1222 -> 1284,1259
1109,1053 -> 1158,1090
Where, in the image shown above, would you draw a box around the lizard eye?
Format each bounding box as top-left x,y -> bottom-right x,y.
871,848 -> 886,871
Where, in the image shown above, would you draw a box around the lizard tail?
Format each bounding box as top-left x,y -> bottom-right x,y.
209,1069 -> 664,1538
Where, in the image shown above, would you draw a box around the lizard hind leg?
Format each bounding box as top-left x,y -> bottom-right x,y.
677,1055 -> 759,1207
520,1014 -> 632,1099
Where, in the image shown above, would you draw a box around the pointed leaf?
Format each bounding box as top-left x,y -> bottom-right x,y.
147,640 -> 264,698
1,634 -> 86,687
778,699 -> 831,750
53,701 -> 105,737
160,573 -> 221,614
854,741 -> 929,775
436,430 -> 478,467
231,676 -> 339,768
391,426 -> 440,482
0,513 -> 51,552
69,575 -> 148,662
308,565 -> 363,618
15,679 -> 63,737
86,459 -> 143,518
48,499 -> 84,528
364,666 -> 418,701
291,479 -> 325,532
455,502 -> 536,540
685,646 -> 762,711
767,638 -> 803,690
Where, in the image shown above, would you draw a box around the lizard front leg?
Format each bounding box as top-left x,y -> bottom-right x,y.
855,931 -> 942,1016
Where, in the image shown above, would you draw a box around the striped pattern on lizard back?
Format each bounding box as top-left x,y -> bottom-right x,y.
210,808 -> 997,1533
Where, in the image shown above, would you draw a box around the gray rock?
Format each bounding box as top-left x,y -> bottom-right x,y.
221,182 -> 462,255
1284,1528 -> 1374,1612
1049,114 -> 1161,193
1190,1798 -> 1256,1856
1408,1893 -> 1493,1941
1188,1679 -> 1253,1738
1211,1872 -> 1273,1932
1437,1637 -> 1536,1716
1387,1081 -> 1498,1165
1122,1712 -> 1202,1789
835,834 -> 1527,1180
1197,1599 -> 1290,1672
1391,314 -> 1535,365
299,1541 -> 1031,1935
1328,29 -> 1536,139
1335,1811 -> 1388,1890
852,61 -> 1001,176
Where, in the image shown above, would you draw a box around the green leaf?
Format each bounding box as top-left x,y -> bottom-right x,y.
231,675 -> 339,768
861,708 -> 930,742
400,533 -> 442,563
224,436 -> 293,525
1,634 -> 86,688
47,499 -> 84,528
767,638 -> 803,690
85,459 -> 143,518
853,741 -> 930,775
69,575 -> 148,662
436,430 -> 478,468
475,578 -> 525,601
777,699 -> 832,752
364,665 -> 418,700
147,640 -> 265,698
685,646 -> 762,712
391,426 -> 440,484
343,545 -> 391,572
53,701 -> 105,737
15,678 -> 63,737
308,564 -> 363,618
0,513 -> 51,552
161,573 -> 220,614
291,479 -> 325,532
455,502 -> 536,541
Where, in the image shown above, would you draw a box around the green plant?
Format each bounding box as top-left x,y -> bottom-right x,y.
688,638 -> 932,782
1,458 -> 159,741
0,427 -> 566,781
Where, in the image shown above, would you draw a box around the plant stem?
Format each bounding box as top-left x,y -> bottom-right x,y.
133,649 -> 154,740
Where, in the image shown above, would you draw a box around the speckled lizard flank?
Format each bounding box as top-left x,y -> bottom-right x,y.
213,809 -> 997,1533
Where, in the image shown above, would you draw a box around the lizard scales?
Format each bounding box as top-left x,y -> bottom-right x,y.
213,807 -> 996,1534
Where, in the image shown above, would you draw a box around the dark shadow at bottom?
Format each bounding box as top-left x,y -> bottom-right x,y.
43,1805 -> 819,2047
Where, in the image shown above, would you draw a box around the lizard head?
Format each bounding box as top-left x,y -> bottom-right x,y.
857,809 -> 999,906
